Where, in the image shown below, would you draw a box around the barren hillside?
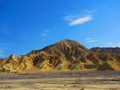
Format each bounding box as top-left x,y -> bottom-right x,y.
0,39 -> 120,73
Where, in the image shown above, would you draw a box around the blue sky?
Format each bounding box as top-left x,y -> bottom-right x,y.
0,0 -> 120,58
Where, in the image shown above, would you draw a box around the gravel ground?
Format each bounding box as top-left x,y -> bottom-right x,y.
0,71 -> 120,90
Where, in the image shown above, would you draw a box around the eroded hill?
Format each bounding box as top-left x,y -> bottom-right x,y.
0,39 -> 120,73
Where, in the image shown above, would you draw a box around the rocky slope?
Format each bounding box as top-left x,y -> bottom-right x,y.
0,54 -> 33,72
0,39 -> 120,73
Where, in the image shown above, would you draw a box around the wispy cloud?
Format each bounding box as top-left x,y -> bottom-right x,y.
85,38 -> 97,43
41,33 -> 47,37
64,15 -> 75,22
69,15 -> 92,26
106,42 -> 120,47
106,43 -> 113,46
41,29 -> 49,37
116,43 -> 120,47
64,10 -> 95,26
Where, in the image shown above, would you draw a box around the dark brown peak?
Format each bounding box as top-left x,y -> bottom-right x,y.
59,39 -> 81,45
42,39 -> 88,51
40,39 -> 75,51
27,39 -> 89,59
28,39 -> 86,53
59,39 -> 77,43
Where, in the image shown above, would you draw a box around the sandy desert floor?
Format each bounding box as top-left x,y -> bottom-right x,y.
0,71 -> 120,90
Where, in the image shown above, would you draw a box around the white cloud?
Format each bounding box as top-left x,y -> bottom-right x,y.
69,15 -> 92,26
64,10 -> 95,26
41,30 -> 49,37
41,33 -> 47,37
106,43 -> 113,46
85,38 -> 97,43
106,42 -> 120,47
116,43 -> 120,47
85,38 -> 92,41
64,15 -> 75,22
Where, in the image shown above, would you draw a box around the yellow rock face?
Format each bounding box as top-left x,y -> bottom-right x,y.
2,55 -> 33,72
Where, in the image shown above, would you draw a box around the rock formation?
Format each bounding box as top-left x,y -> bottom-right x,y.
0,39 -> 120,73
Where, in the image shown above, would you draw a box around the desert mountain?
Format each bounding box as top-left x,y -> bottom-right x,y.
27,39 -> 89,61
0,39 -> 120,73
